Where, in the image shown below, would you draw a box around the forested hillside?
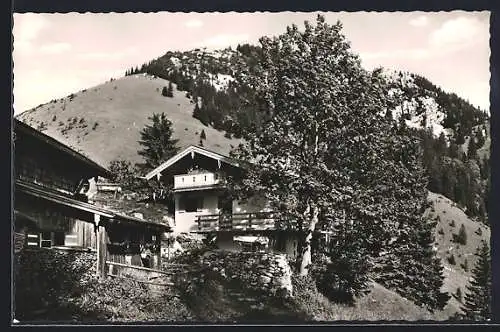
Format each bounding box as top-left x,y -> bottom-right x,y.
129,44 -> 490,224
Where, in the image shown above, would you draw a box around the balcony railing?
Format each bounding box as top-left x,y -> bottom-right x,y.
174,172 -> 221,190
196,212 -> 299,232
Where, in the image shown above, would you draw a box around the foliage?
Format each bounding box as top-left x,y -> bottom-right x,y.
108,158 -> 173,202
454,224 -> 468,245
374,192 -> 450,312
420,128 -> 489,224
137,112 -> 180,170
460,240 -> 492,321
312,237 -> 372,304
230,15 -> 411,278
162,82 -> 174,97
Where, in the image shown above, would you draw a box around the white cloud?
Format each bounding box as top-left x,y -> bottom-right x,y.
77,47 -> 137,61
13,14 -> 49,42
430,16 -> 485,47
13,14 -> 50,55
39,42 -> 72,54
409,15 -> 429,27
199,34 -> 250,49
185,19 -> 204,28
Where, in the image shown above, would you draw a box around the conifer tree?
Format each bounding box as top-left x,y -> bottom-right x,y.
467,136 -> 477,160
460,241 -> 492,321
167,82 -> 174,97
138,113 -> 179,170
200,129 -> 207,140
456,223 -> 468,245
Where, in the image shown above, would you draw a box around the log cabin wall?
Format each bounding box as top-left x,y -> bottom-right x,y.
14,132 -> 94,194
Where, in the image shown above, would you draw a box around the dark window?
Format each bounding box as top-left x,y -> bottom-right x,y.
180,196 -> 203,212
41,232 -> 52,248
53,232 -> 65,246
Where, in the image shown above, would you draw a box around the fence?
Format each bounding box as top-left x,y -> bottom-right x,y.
104,260 -> 192,287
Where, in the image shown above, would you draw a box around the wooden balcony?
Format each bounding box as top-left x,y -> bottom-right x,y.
195,212 -> 299,233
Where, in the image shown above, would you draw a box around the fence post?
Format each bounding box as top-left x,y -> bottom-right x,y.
95,214 -> 107,279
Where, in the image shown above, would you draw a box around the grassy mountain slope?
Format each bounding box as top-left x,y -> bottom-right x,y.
16,74 -> 241,169
425,191 -> 491,315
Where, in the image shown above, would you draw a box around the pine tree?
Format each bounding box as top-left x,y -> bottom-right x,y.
230,14 -> 422,283
467,136 -> 477,160
167,82 -> 174,97
456,224 -> 467,245
200,129 -> 207,140
161,86 -> 169,97
461,241 -> 492,321
137,113 -> 180,170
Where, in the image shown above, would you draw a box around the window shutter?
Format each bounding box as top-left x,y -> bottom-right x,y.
26,233 -> 40,247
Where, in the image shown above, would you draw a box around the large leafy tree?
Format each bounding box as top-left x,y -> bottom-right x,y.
460,240 -> 492,321
138,113 -> 180,170
230,15 -> 414,276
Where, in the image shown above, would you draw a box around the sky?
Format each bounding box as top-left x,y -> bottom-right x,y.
12,11 -> 491,115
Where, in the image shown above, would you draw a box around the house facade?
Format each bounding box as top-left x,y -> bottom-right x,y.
13,119 -> 169,274
144,145 -> 301,259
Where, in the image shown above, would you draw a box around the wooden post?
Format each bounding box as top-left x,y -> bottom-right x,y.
95,214 -> 107,279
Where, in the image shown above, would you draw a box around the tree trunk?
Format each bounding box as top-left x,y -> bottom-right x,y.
299,204 -> 319,276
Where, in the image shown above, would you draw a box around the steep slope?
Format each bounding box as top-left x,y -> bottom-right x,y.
16,74 -> 241,169
425,191 -> 491,315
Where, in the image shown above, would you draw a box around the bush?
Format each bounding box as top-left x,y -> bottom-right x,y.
449,220 -> 456,227
52,115 -> 57,122
447,254 -> 456,265
92,122 -> 99,130
455,287 -> 462,302
312,249 -> 372,305
438,228 -> 444,235
461,259 -> 469,272
455,224 -> 467,245
475,227 -> 483,236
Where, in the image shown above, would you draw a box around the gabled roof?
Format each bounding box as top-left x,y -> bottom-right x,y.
14,119 -> 113,179
143,145 -> 241,180
16,179 -> 170,230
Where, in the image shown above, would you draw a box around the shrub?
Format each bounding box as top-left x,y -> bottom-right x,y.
92,122 -> 99,130
447,254 -> 456,265
475,227 -> 483,236
449,220 -> 456,227
455,224 -> 467,245
438,228 -> 444,235
52,115 -> 57,122
455,287 -> 462,302
461,259 -> 469,272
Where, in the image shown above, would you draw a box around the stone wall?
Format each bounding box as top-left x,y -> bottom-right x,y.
197,250 -> 293,297
14,247 -> 97,319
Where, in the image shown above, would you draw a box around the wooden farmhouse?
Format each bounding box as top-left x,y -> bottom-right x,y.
143,145 -> 302,259
13,119 -> 170,275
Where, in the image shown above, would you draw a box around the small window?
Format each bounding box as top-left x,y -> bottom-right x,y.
193,176 -> 196,183
204,175 -> 207,181
26,233 -> 40,247
181,196 -> 203,212
54,232 -> 65,246
41,232 -> 52,248
152,235 -> 157,241
215,173 -> 219,180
